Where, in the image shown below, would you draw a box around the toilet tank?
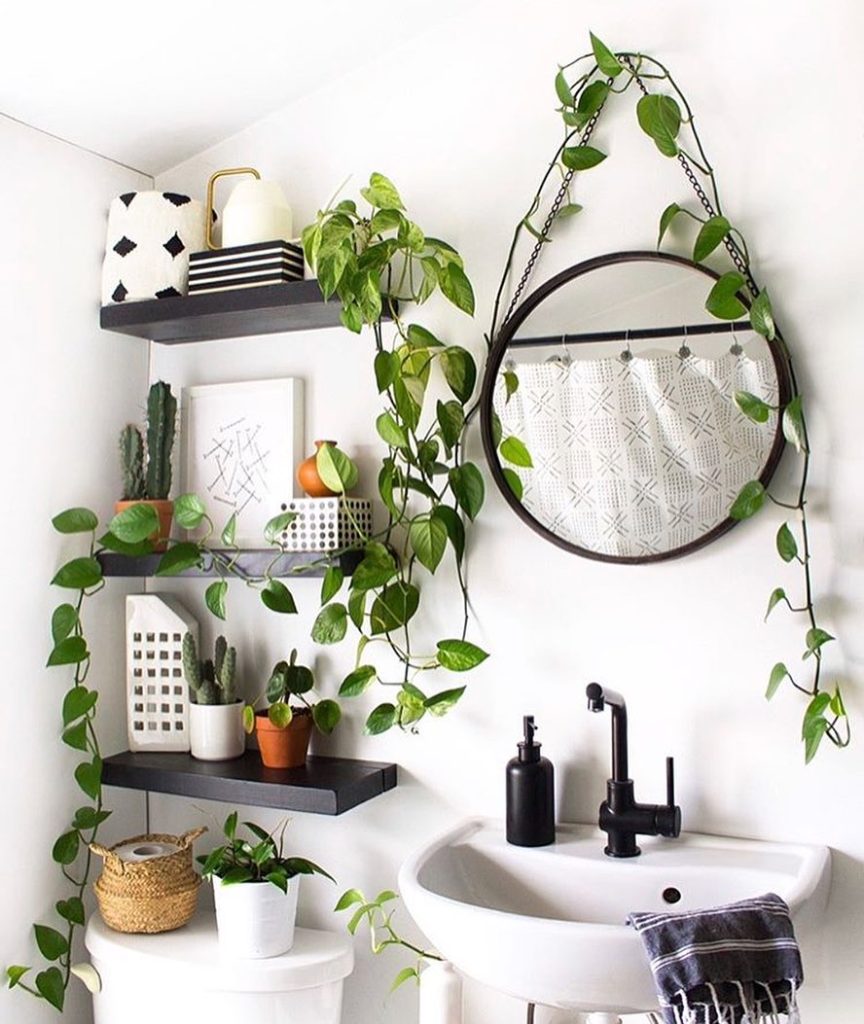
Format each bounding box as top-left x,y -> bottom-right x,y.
85,911 -> 353,1024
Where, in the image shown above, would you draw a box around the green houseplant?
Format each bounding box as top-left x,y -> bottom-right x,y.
244,650 -> 341,769
199,812 -> 334,958
182,633 -> 244,761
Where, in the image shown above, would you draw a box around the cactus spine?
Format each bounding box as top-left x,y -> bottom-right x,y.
145,380 -> 177,500
119,425 -> 145,500
182,632 -> 237,706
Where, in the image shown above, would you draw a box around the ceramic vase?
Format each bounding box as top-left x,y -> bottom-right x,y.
114,499 -> 173,552
297,440 -> 339,497
212,875 -> 300,958
419,961 -> 463,1024
188,702 -> 245,761
255,709 -> 313,769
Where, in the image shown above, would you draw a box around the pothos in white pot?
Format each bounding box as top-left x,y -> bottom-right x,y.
199,813 -> 334,959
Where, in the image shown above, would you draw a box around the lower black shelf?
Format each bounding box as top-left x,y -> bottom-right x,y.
98,548 -> 363,579
102,750 -> 397,816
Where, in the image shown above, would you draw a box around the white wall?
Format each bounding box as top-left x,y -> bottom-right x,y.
0,117 -> 150,1022
146,2 -> 864,1021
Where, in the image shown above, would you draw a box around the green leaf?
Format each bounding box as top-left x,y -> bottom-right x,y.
365,703 -> 397,735
561,145 -> 607,171
313,699 -> 341,735
503,468 -> 524,501
393,375 -> 424,431
765,587 -> 787,621
657,203 -> 682,247
316,443 -> 359,494
74,757 -> 102,800
499,436 -> 533,469
110,502 -> 159,543
321,566 -> 344,606
554,69 -> 575,107
636,94 -> 682,156
47,636 -> 88,667
734,391 -> 771,424
370,582 -> 420,635
52,507 -> 98,534
51,557 -> 103,590
750,289 -> 776,340
369,208 -> 403,234
339,666 -> 377,698
766,662 -> 789,700
62,720 -> 89,751
221,512 -> 237,547
432,505 -> 465,564
504,371 -> 519,402
391,966 -> 420,992
97,531 -> 154,557
264,511 -> 296,545
242,705 -> 256,733
803,716 -> 828,764
224,811 -> 238,840
205,580 -> 228,620
352,542 -> 397,591
173,493 -> 207,529
340,302 -> 363,334
706,271 -> 747,320
268,703 -> 293,729
360,172 -> 404,211
437,639 -> 489,672
782,395 -> 807,454
52,830 -> 80,865
439,263 -> 475,316
804,627 -> 834,659
312,603 -> 348,644
576,80 -> 609,120
776,523 -> 798,563
261,579 -> 297,614
425,686 -> 467,716
34,925 -> 68,962
590,31 -> 622,77
376,411 -> 408,448
334,888 -> 365,912
437,400 -> 465,451
35,967 -> 65,1011
730,480 -> 765,520
62,687 -> 97,726
555,202 -> 583,220
51,604 -> 78,645
692,216 -> 730,263
440,346 -> 477,403
155,542 -> 203,576
449,463 -> 485,521
72,806 -> 110,830
358,271 -> 383,323
406,324 -> 443,349
6,965 -> 30,988
374,350 -> 400,392
409,514 -> 448,573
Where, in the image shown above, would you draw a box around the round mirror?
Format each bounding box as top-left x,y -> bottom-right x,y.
480,251 -> 793,563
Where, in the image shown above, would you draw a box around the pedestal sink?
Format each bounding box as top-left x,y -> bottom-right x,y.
398,819 -> 830,1015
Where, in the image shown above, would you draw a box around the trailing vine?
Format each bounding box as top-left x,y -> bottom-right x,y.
488,33 -> 850,761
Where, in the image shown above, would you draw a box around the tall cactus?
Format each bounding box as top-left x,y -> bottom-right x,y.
145,381 -> 177,500
182,632 -> 236,706
119,425 -> 145,500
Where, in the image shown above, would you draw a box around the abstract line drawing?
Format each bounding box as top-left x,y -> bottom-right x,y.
203,417 -> 272,514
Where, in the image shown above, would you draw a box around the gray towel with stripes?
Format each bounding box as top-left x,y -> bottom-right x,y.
627,893 -> 802,1024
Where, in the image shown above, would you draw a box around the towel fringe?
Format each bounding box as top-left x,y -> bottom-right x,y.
669,977 -> 801,1024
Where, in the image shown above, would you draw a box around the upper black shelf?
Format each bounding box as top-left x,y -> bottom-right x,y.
98,548 -> 362,579
100,280 -> 382,344
103,750 -> 398,816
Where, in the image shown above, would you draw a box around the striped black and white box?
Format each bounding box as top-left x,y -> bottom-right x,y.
188,239 -> 304,294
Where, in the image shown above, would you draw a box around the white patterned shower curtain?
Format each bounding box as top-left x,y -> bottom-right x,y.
495,352 -> 778,558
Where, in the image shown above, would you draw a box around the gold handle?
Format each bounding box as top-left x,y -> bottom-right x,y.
205,167 -> 261,250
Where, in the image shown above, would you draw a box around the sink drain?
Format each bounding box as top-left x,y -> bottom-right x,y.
662,886 -> 682,904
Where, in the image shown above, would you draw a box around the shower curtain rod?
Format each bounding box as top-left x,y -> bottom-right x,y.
507,319 -> 751,347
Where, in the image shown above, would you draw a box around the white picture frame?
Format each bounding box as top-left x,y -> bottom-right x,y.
181,378 -> 304,546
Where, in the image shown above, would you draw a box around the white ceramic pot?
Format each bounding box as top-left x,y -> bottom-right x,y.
222,180 -> 293,247
188,702 -> 245,761
419,961 -> 463,1024
213,876 -> 300,958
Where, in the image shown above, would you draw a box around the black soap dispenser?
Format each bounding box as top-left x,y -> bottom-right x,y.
506,715 -> 555,847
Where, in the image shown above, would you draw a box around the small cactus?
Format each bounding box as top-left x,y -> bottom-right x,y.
119,425 -> 145,500
182,632 -> 237,706
145,381 -> 177,501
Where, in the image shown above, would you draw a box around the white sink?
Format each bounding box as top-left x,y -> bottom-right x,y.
398,819 -> 830,1014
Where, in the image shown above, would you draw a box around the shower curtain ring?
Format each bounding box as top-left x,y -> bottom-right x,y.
620,329 -> 633,363
678,325 -> 691,360
730,328 -> 743,356
560,332 -> 572,366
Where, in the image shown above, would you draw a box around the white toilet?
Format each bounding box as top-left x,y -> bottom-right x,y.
85,911 -> 354,1024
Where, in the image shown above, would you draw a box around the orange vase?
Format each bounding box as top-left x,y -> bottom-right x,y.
297,440 -> 338,498
255,709 -> 313,769
114,499 -> 174,552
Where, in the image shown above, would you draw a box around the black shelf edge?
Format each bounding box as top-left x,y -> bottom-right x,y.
103,750 -> 398,816
98,548 -> 363,579
100,281 -> 392,344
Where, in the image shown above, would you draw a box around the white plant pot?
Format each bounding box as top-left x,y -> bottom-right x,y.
188,702 -> 245,761
419,961 -> 463,1024
213,876 -> 300,958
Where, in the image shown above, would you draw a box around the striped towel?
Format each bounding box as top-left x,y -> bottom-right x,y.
627,893 -> 802,1024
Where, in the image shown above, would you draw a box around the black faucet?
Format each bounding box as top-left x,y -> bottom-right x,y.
586,683 -> 681,858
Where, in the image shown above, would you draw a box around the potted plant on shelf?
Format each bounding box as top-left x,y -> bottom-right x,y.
199,812 -> 334,958
182,633 -> 245,761
244,650 -> 341,769
115,380 -> 177,550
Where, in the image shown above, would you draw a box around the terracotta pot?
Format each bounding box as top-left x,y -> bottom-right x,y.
114,499 -> 174,552
296,440 -> 338,498
255,708 -> 313,769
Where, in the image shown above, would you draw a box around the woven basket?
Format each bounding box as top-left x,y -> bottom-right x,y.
90,827 -> 206,934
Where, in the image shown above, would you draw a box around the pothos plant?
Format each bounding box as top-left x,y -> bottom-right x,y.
490,31 -> 849,762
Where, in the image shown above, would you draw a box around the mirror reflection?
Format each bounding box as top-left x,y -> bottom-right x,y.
487,254 -> 789,561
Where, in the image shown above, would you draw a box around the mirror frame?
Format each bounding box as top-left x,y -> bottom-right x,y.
480,250 -> 795,564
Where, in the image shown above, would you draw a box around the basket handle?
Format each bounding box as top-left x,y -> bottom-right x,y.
88,842 -> 124,874
178,826 -> 207,849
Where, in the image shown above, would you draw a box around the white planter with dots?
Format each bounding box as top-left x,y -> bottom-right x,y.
279,497 -> 372,552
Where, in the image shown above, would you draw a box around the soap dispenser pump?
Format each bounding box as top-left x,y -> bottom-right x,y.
506,715 -> 555,847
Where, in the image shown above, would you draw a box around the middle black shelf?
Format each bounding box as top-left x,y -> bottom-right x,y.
98,548 -> 363,579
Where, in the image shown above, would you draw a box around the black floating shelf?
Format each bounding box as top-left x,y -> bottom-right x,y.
98,548 -> 362,579
100,281 -> 392,344
103,750 -> 398,816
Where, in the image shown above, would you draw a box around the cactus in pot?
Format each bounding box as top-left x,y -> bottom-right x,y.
183,633 -> 237,705
119,424 -> 146,500
145,380 -> 177,501
183,633 -> 244,761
